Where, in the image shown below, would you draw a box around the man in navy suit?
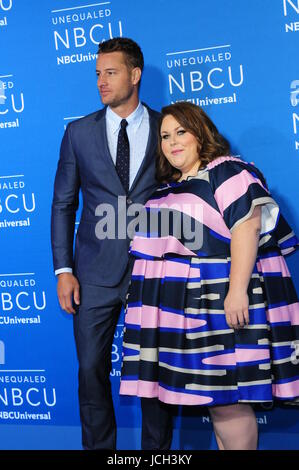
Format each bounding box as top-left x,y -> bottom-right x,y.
51,38 -> 172,450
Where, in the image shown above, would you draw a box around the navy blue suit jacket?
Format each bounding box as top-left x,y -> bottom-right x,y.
51,104 -> 159,286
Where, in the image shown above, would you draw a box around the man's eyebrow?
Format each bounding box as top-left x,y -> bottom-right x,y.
96,67 -> 118,72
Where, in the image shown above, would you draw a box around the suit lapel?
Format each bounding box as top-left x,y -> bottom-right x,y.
129,107 -> 158,194
93,105 -> 159,195
93,108 -> 125,194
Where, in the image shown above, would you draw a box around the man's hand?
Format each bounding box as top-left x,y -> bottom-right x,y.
57,273 -> 80,314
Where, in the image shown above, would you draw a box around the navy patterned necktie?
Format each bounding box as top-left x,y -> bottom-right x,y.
115,119 -> 130,194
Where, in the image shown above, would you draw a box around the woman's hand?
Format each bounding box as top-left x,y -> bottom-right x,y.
225,205 -> 261,330
224,290 -> 249,329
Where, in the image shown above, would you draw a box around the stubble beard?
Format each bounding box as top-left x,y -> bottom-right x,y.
101,86 -> 135,110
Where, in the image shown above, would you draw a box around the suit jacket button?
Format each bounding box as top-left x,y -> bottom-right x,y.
126,198 -> 133,205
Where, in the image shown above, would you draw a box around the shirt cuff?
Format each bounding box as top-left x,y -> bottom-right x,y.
55,268 -> 73,276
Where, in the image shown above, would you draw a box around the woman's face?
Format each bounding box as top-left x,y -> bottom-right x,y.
160,114 -> 200,176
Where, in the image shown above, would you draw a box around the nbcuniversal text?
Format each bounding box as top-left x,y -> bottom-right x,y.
0,411 -> 51,421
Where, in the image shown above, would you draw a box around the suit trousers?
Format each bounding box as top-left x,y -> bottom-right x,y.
73,266 -> 173,450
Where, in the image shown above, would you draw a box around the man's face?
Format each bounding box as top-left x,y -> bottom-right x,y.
96,51 -> 136,108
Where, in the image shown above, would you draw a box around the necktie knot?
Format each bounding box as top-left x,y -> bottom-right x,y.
120,119 -> 128,130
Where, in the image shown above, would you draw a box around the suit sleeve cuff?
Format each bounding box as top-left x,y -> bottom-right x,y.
55,268 -> 73,276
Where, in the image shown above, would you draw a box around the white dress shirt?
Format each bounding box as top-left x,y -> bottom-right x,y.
55,102 -> 150,275
106,102 -> 149,188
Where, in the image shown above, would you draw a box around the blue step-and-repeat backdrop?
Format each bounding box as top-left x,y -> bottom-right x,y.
1,0 -> 299,450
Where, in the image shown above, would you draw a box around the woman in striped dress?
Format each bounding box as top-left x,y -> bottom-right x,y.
119,101 -> 299,450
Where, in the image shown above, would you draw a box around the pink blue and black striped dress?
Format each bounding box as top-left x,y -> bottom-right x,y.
119,156 -> 299,406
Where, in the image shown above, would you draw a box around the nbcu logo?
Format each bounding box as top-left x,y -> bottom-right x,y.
0,0 -> 12,11
283,0 -> 299,16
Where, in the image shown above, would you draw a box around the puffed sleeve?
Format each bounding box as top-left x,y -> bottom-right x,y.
209,157 -> 278,235
209,157 -> 298,254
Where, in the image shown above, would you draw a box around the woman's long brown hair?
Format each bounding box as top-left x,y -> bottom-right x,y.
156,102 -> 231,183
